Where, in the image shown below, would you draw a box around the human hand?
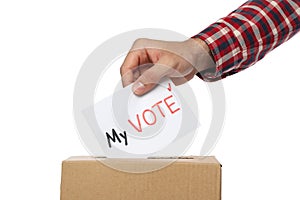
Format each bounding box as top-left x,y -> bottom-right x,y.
120,38 -> 215,96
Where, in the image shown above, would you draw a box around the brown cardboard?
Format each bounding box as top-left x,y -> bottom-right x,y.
60,156 -> 221,200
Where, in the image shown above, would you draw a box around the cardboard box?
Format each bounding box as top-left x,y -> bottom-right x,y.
60,156 -> 221,200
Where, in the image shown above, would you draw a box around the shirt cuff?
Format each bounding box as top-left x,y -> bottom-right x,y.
192,22 -> 243,82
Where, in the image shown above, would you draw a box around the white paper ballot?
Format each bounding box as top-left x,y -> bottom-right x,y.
83,79 -> 199,157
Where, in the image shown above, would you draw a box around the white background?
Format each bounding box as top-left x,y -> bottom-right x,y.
1,0 -> 299,199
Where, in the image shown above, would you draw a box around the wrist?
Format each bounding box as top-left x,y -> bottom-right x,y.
184,38 -> 215,73
192,38 -> 210,53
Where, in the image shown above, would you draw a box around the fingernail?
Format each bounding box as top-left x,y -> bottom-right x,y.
132,82 -> 145,94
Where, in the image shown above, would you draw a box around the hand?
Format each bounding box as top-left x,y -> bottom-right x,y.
120,38 -> 215,96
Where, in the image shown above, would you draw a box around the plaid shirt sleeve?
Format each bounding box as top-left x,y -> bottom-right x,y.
193,0 -> 300,81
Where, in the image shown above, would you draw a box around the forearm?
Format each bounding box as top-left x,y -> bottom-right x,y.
193,0 -> 300,81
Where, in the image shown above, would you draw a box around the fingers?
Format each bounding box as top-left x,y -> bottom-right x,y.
120,51 -> 140,87
132,57 -> 173,96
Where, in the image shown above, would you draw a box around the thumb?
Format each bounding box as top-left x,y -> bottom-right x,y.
132,58 -> 173,96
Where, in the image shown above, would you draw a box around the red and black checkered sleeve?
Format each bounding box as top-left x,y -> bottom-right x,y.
193,0 -> 300,81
